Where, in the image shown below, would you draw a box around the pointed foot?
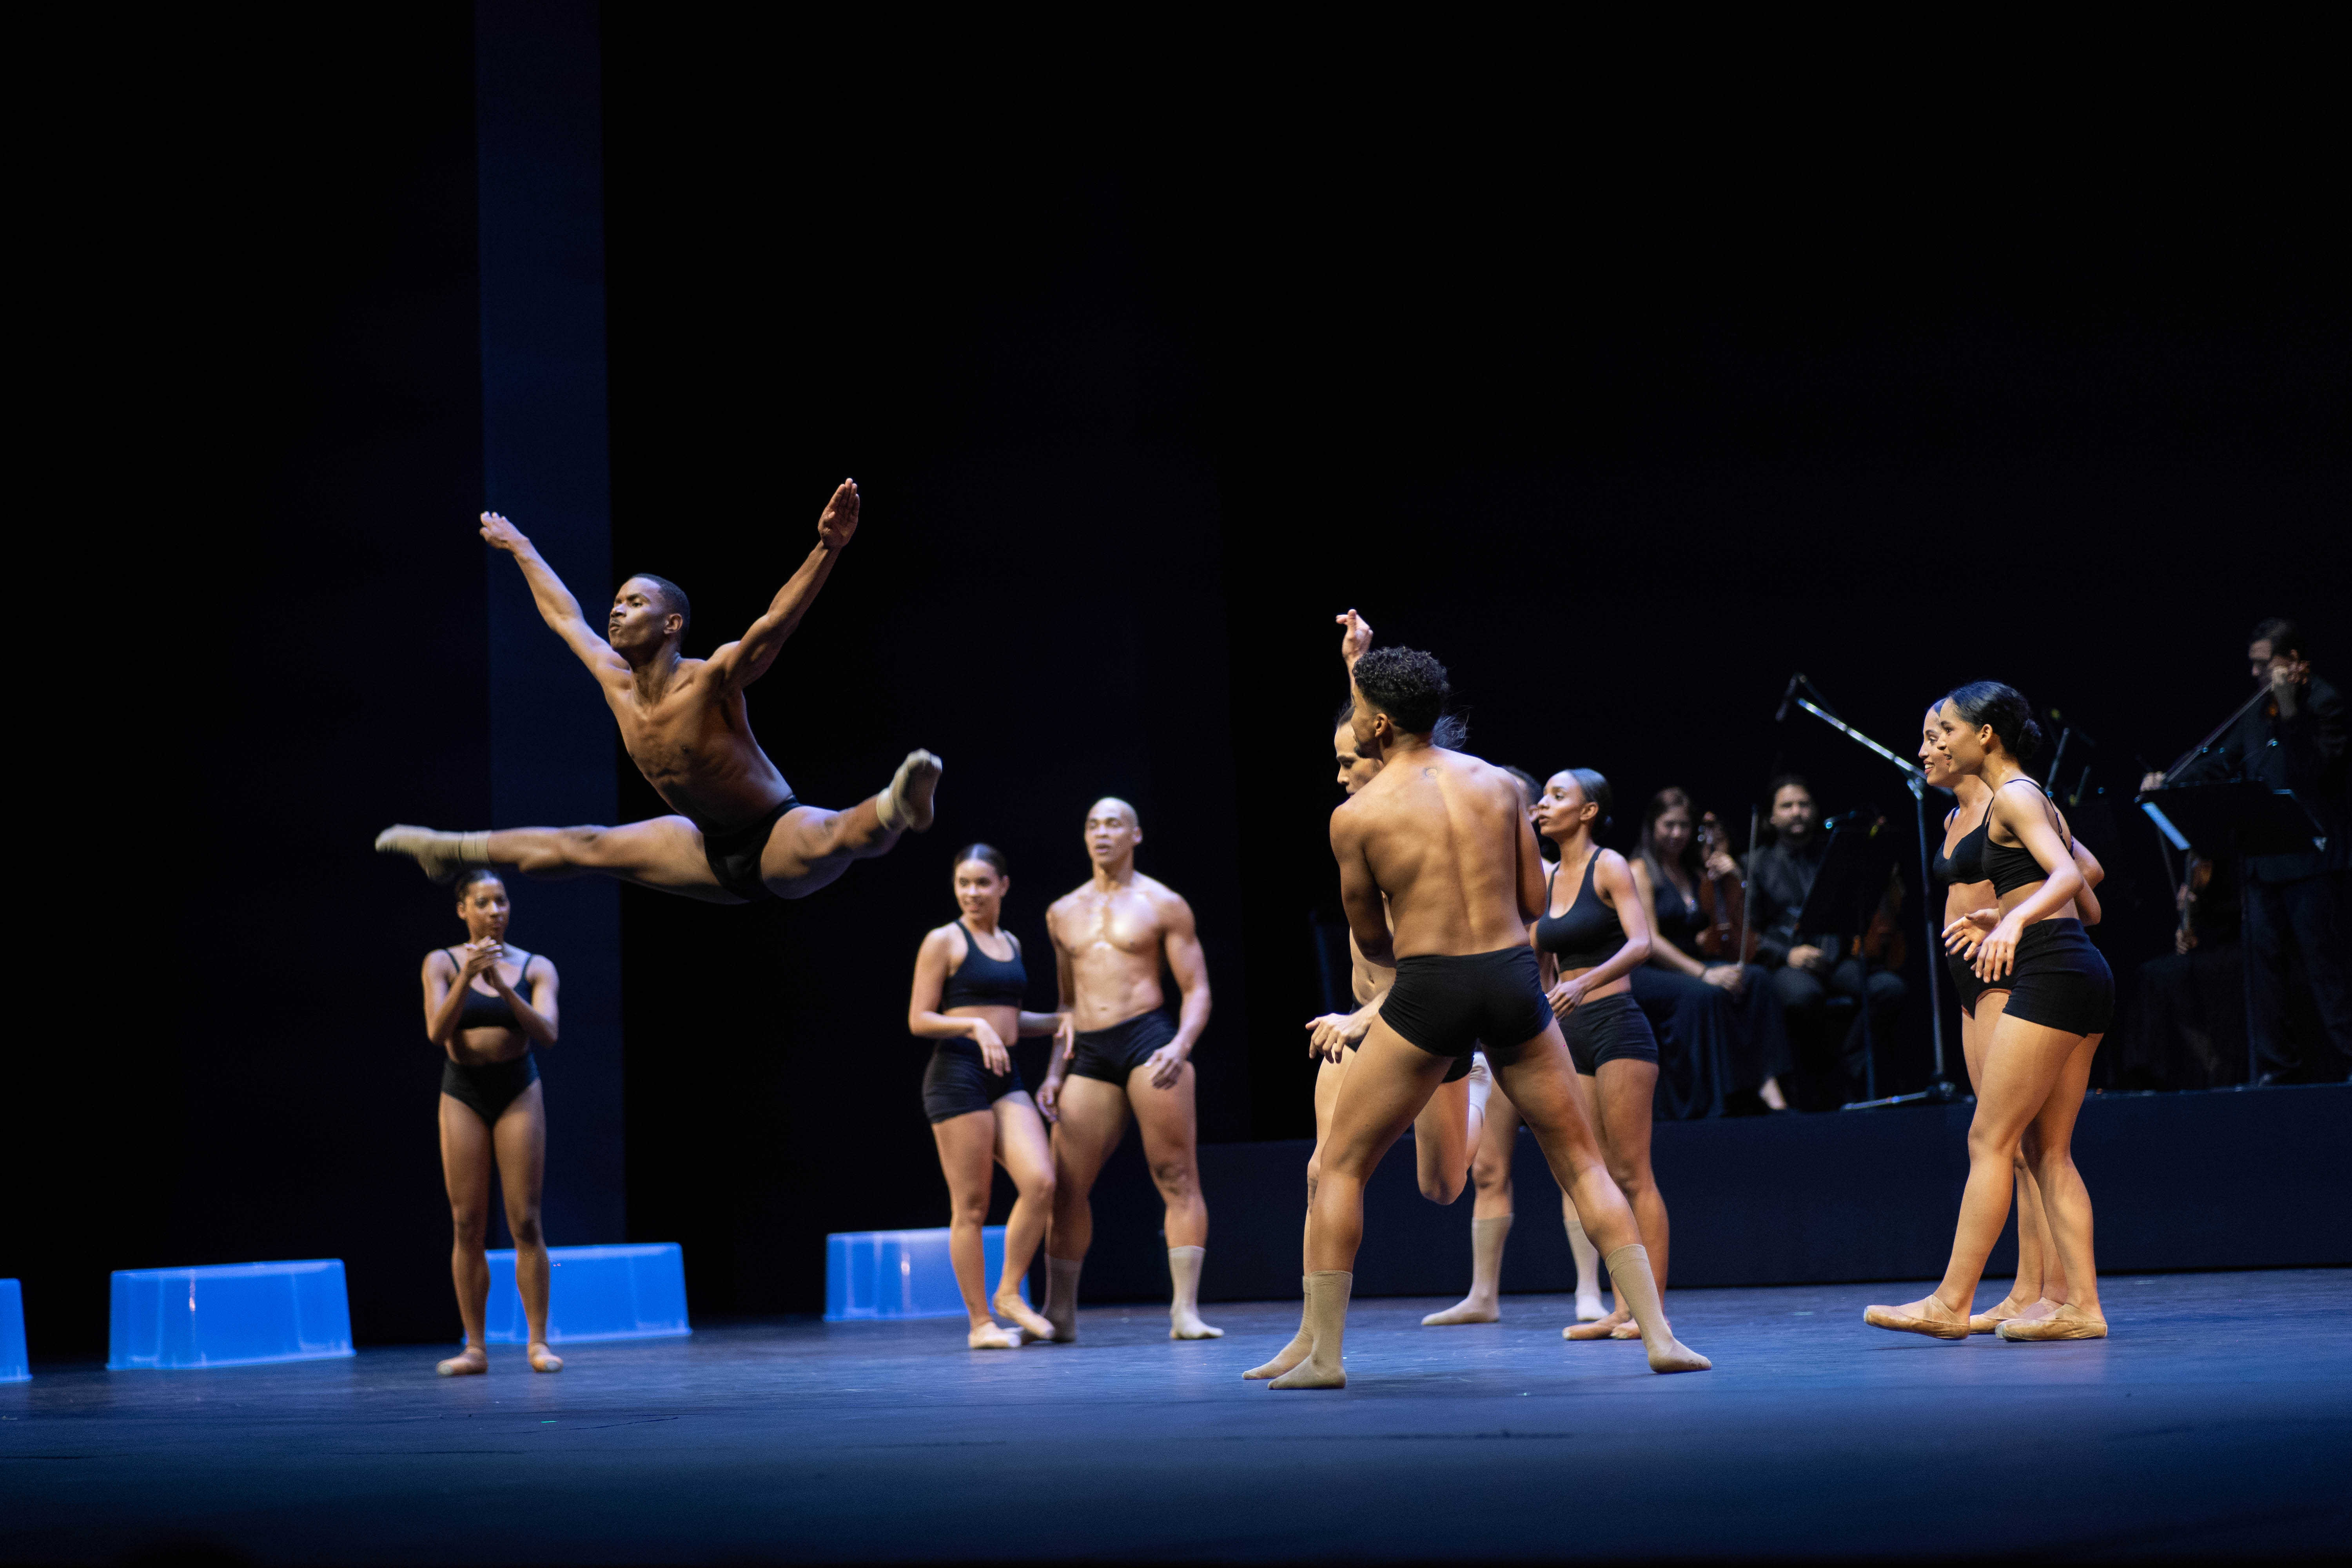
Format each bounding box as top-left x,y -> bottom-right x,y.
878,750 -> 943,833
377,825 -> 470,885
996,1295 -> 1056,1341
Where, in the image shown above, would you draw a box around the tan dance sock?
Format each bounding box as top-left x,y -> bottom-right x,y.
1422,1216 -> 1510,1325
1167,1247 -> 1223,1339
1268,1271 -> 1352,1389
1604,1244 -> 1711,1373
1244,1278 -> 1314,1379
374,826 -> 490,885
1041,1255 -> 1082,1343
875,749 -> 943,832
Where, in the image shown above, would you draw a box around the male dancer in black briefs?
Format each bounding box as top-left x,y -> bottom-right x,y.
376,481 -> 941,900
1249,643 -> 1708,1388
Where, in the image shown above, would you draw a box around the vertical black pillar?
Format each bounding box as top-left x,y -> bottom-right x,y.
475,0 -> 624,1244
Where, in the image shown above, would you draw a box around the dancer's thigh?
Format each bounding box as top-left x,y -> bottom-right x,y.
439,1095 -> 494,1229
1961,989 -> 2011,1091
1491,1026 -> 1609,1179
1050,1076 -> 1129,1191
1593,1058 -> 1659,1175
991,1094 -> 1054,1189
764,804 -> 852,896
490,1080 -> 547,1227
1128,1062 -> 1201,1179
584,816 -> 739,900
1312,1054 -> 1348,1152
2028,1031 -> 2102,1162
1323,1022 -> 1452,1180
1974,1012 -> 2091,1153
933,1110 -> 998,1207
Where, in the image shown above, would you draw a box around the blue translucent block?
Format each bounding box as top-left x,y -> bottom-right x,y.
1,1279 -> 27,1382
107,1260 -> 354,1371
481,1243 -> 691,1344
824,1227 -> 1030,1321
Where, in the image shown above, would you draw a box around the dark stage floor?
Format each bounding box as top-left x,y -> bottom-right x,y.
5,1270 -> 2347,1563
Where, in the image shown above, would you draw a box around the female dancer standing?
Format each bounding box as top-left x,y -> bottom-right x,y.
1921,705 -> 2108,1334
1626,787 -> 1791,1116
907,845 -> 1069,1348
1534,768 -> 1671,1342
1869,683 -> 2114,1341
420,869 -> 562,1376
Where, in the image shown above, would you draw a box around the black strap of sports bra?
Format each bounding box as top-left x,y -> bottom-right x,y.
1991,778 -> 2072,853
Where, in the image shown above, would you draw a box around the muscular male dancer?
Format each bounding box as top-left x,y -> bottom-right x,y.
1035,799 -> 1220,1341
376,482 -> 940,901
1250,645 -> 1709,1388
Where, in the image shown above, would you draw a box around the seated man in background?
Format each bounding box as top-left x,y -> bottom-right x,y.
1743,775 -> 1904,1108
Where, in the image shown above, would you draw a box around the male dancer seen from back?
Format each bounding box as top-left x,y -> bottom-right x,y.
377,482 -> 940,901
1036,800 -> 1220,1341
1250,646 -> 1708,1388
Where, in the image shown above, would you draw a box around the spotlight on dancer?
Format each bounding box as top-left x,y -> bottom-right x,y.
1035,799 -> 1220,1342
906,844 -> 1071,1349
422,870 -> 562,1376
376,481 -> 940,902
1259,645 -> 1708,1387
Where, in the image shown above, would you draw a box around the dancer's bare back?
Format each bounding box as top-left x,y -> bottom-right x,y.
1334,744 -> 1543,962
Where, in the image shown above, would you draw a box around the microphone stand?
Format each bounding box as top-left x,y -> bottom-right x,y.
1783,684 -> 1958,1106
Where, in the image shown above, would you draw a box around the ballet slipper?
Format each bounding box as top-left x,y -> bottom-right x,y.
1997,1303 -> 2108,1341
436,1345 -> 488,1377
1604,1245 -> 1711,1373
1244,1280 -> 1313,1379
376,826 -> 488,885
1423,1216 -> 1510,1325
1040,1256 -> 1082,1343
876,750 -> 943,832
1863,1296 -> 1971,1339
1269,1271 -> 1351,1389
1167,1247 -> 1224,1338
965,1322 -> 1020,1350
526,1341 -> 563,1373
1608,1320 -> 1640,1340
1967,1293 -> 2035,1334
1565,1306 -> 1628,1340
995,1291 -> 1055,1341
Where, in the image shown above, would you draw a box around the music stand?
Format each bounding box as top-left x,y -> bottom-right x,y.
1792,822 -> 1901,1103
2136,783 -> 2327,860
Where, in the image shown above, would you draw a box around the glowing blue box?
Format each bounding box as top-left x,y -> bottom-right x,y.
107,1259 -> 354,1371
2,1279 -> 27,1382
824,1227 -> 1029,1321
481,1243 -> 690,1344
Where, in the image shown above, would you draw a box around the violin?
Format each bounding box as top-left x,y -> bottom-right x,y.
1694,813 -> 1759,963
1860,865 -> 1909,971
2177,852 -> 2214,953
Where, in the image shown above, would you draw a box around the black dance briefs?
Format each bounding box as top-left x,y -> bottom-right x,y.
699,796 -> 800,903
1561,991 -> 1660,1074
1994,917 -> 2113,1036
441,1052 -> 539,1125
922,1040 -> 1025,1122
1067,1010 -> 1180,1084
1381,947 -> 1553,1067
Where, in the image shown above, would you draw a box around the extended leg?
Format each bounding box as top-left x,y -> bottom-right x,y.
1423,1086 -> 1519,1326
1131,1060 -> 1220,1338
492,1082 -> 560,1372
991,1095 -> 1058,1341
1041,1076 -> 1127,1342
1566,1058 -> 1665,1341
933,1109 -> 1017,1348
759,752 -> 944,898
436,1096 -> 494,1377
378,815 -> 739,901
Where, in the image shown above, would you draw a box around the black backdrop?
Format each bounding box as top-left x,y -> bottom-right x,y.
13,12 -> 2345,1351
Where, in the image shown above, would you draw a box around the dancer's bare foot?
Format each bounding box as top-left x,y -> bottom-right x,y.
436,1345 -> 488,1377
966,1321 -> 1020,1350
877,750 -> 943,833
526,1341 -> 563,1373
377,825 -> 476,885
1171,1307 -> 1224,1340
1243,1331 -> 1311,1379
1422,1294 -> 1499,1327
1573,1291 -> 1606,1323
1566,1306 -> 1629,1340
1268,1357 -> 1347,1389
1996,1303 -> 2108,1341
1863,1295 -> 1970,1339
996,1292 -> 1055,1341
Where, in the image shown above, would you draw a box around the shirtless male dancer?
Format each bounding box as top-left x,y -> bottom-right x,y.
376,482 -> 941,900
1034,799 -> 1220,1341
1249,644 -> 1709,1388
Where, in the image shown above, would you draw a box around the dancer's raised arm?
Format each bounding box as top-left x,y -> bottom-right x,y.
706,479 -> 861,692
480,511 -> 626,678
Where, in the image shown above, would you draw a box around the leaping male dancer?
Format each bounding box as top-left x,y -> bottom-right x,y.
377,481 -> 941,900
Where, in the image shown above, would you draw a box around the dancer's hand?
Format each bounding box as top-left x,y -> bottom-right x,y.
479,512 -> 527,553
1973,915 -> 2025,982
1036,1073 -> 1062,1122
1336,608 -> 1374,671
967,1017 -> 1011,1076
1702,964 -> 1744,996
459,941 -> 504,982
1548,975 -> 1590,1020
1942,909 -> 1997,958
1143,1042 -> 1188,1089
1304,1011 -> 1364,1062
1051,1011 -> 1075,1058
816,479 -> 860,550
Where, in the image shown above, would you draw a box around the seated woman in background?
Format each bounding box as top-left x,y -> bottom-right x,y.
1627,788 -> 1791,1116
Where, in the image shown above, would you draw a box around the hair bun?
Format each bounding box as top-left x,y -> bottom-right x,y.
2017,718 -> 2045,761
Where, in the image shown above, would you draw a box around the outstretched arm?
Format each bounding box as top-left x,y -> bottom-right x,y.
705,480 -> 860,692
480,512 -> 626,678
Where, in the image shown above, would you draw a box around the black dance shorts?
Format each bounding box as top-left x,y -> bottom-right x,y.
442,1051 -> 538,1125
698,795 -> 799,903
1068,1010 -> 1179,1084
1382,947 -> 1553,1069
1945,946 -> 1991,1017
1347,1028 -> 1472,1082
1562,991 -> 1660,1074
1997,918 -> 2114,1037
922,1039 -> 1025,1123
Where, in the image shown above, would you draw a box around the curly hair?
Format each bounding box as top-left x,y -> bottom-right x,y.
1944,681 -> 2044,762
1336,695 -> 1467,749
1352,647 -> 1451,735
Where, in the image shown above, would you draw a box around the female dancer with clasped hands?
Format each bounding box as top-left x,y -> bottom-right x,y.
1870,682 -> 2114,1341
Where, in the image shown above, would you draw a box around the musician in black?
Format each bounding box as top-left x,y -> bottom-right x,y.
2140,618 -> 2349,1083
1742,775 -> 1905,1106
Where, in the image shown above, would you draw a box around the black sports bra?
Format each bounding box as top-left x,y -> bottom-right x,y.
1947,780 -> 2069,897
1932,808 -> 1984,887
939,922 -> 1027,1010
445,949 -> 535,1033
1534,852 -> 1626,971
